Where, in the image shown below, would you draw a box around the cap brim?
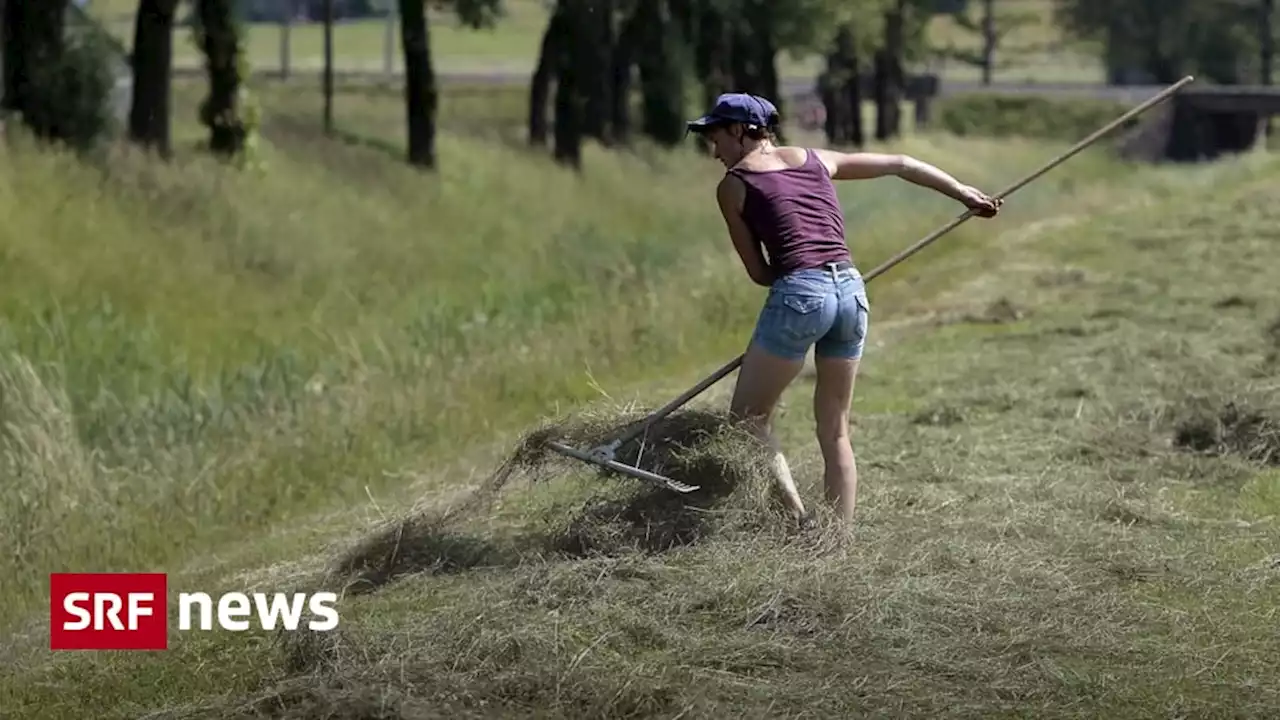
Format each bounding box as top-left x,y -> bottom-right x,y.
684,115 -> 719,133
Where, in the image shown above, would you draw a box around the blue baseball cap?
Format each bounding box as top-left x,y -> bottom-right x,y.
685,92 -> 779,134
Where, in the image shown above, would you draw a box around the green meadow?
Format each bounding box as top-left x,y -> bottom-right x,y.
0,68 -> 1277,718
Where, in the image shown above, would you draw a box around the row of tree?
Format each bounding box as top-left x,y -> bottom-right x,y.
0,0 -> 1274,172
526,0 -> 945,167
526,0 -> 1277,166
1056,0 -> 1275,86
1,0 -> 253,157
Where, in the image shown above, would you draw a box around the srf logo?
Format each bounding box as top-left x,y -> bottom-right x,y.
50,573 -> 168,650
49,572 -> 340,651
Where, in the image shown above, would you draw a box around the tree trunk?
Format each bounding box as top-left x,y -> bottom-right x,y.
3,0 -> 67,137
636,0 -> 685,146
399,0 -> 436,168
1,0 -> 16,112
1263,0 -> 1274,86
129,0 -> 180,157
197,0 -> 247,157
1264,0 -> 1275,137
528,4 -> 568,148
694,1 -> 731,112
844,31 -> 864,147
821,24 -> 861,147
553,0 -> 585,168
610,4 -> 641,145
745,0 -> 782,142
819,69 -> 839,144
980,0 -> 994,85
727,10 -> 756,92
667,0 -> 695,44
874,0 -> 904,142
581,0 -> 613,143
694,7 -> 731,157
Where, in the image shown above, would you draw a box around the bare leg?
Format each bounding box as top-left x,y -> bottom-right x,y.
812,355 -> 860,520
729,341 -> 807,520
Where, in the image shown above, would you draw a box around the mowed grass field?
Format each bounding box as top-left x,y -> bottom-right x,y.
84,0 -> 1106,83
1,77 -> 1278,718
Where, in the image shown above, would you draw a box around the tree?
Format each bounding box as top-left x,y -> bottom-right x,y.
400,0 -> 499,169
1259,0 -> 1273,86
1264,0 -> 1274,136
1,0 -> 18,114
399,0 -> 436,167
129,0 -> 181,157
635,0 -> 687,146
528,2 -> 569,148
819,24 -> 864,147
194,0 -> 250,157
2,0 -> 117,150
1053,0 -> 1260,85
581,0 -> 614,143
528,0 -> 681,161
610,1 -> 643,144
552,0 -> 587,167
872,0 -> 909,141
2,0 -> 68,132
936,0 -> 1038,85
714,0 -> 931,144
524,0 -> 936,158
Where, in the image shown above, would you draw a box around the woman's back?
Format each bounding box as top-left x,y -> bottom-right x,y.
726,147 -> 851,276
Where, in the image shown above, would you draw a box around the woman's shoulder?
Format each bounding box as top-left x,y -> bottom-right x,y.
776,145 -> 812,167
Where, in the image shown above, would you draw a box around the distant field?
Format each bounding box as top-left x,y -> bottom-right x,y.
85,0 -> 1106,83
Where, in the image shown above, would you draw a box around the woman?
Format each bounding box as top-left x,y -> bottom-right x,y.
685,92 -> 1002,526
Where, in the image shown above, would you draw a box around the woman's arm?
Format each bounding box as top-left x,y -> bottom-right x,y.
716,175 -> 775,287
810,148 -> 1002,217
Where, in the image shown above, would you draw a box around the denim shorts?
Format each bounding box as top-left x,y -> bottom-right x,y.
750,262 -> 870,361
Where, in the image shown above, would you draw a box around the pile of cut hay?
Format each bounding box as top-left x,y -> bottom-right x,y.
1173,393 -> 1280,467
325,404 -> 791,594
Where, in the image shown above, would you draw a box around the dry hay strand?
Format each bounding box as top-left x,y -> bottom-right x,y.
525,406 -> 790,556
508,405 -> 762,483
137,673 -> 428,720
322,446 -> 533,595
1263,315 -> 1280,368
1266,314 -> 1280,349
325,404 -> 786,593
961,296 -> 1030,325
1173,393 -> 1280,467
325,510 -> 515,595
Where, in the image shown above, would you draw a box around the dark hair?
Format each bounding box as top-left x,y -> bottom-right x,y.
697,120 -> 777,141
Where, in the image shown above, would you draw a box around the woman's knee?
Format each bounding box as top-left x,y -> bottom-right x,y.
814,411 -> 850,447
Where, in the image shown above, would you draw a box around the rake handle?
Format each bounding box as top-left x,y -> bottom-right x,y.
612,75 -> 1195,446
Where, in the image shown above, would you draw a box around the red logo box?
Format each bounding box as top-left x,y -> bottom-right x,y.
49,573 -> 169,651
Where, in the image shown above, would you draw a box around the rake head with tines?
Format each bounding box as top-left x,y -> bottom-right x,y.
544,438 -> 701,494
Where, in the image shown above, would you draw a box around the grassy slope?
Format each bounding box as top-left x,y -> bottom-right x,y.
2,81 -> 1278,718
0,77 -> 1087,631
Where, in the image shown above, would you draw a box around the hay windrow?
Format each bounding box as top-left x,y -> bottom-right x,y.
1172,394 -> 1280,467
326,405 -> 792,594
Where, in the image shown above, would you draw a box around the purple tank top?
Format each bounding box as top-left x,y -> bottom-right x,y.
727,148 -> 850,276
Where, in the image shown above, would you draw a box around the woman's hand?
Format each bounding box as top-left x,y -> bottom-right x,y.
956,185 -> 1002,217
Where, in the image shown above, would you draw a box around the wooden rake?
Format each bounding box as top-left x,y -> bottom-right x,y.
547,75 -> 1196,494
